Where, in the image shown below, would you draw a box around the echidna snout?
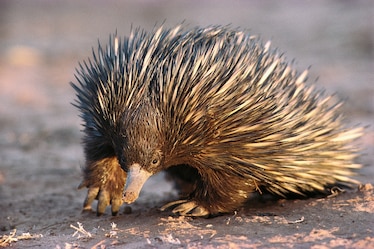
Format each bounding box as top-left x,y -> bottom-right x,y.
122,164 -> 152,204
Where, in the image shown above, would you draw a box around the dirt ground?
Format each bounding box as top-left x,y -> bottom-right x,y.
0,0 -> 373,248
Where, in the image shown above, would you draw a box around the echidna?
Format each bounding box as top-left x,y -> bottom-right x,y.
72,25 -> 363,217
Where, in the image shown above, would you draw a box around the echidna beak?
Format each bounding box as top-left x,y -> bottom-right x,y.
122,163 -> 152,204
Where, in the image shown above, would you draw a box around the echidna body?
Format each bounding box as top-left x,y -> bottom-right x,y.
72,25 -> 362,217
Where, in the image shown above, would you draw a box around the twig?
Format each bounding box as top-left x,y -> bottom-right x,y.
0,229 -> 42,247
70,222 -> 92,239
287,216 -> 305,224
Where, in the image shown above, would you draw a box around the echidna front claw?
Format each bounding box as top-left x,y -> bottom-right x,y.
97,189 -> 111,215
110,195 -> 123,216
160,200 -> 210,217
82,185 -> 100,211
79,157 -> 126,216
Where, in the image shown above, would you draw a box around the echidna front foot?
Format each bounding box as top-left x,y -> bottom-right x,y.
79,157 -> 126,216
160,199 -> 210,217
80,180 -> 124,216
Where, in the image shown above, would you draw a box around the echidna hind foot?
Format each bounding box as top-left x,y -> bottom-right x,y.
79,157 -> 126,216
160,200 -> 210,217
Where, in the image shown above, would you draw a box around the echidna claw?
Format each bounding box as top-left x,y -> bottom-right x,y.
97,190 -> 110,216
82,186 -> 100,211
189,206 -> 210,217
159,199 -> 189,211
160,200 -> 210,217
110,196 -> 123,216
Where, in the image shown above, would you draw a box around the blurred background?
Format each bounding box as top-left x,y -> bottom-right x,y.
0,0 -> 373,236
0,0 -> 373,118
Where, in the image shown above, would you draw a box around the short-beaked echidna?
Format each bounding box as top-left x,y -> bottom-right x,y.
72,25 -> 363,217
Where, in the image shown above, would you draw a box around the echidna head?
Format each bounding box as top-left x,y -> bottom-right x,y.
115,100 -> 165,204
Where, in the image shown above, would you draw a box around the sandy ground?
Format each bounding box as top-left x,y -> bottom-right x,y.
0,0 -> 373,248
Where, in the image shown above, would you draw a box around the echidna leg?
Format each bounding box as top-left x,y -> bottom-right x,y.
162,165 -> 211,216
163,166 -> 252,217
185,170 -> 255,216
79,156 -> 126,216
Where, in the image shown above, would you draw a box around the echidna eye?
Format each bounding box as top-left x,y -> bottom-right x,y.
152,159 -> 158,165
